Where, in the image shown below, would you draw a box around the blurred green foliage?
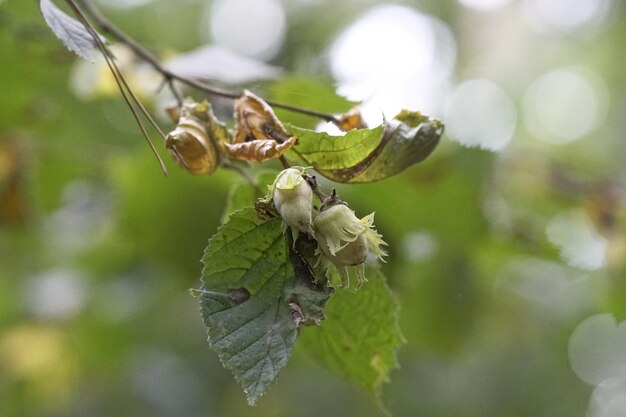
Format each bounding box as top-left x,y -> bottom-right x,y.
1,0 -> 626,417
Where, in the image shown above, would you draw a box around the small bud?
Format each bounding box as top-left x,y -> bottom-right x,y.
270,167 -> 314,243
314,204 -> 363,255
317,233 -> 368,267
314,204 -> 387,289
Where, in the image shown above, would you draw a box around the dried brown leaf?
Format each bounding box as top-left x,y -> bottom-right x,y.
166,113 -> 219,175
336,107 -> 367,132
221,136 -> 297,163
234,90 -> 290,144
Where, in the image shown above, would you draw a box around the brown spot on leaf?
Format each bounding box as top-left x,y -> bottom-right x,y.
227,287 -> 251,305
336,107 -> 367,132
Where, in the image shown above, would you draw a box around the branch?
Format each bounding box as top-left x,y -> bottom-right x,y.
303,174 -> 329,202
65,0 -> 168,176
76,0 -> 341,124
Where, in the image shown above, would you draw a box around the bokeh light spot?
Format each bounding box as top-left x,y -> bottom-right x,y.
588,379 -> 626,417
329,5 -> 456,122
546,209 -> 608,270
95,0 -> 154,10
402,232 -> 439,263
569,314 -> 626,385
523,67 -> 609,144
497,258 -> 595,317
209,0 -> 286,60
457,0 -> 513,12
523,0 -> 614,35
444,79 -> 517,151
25,269 -> 88,320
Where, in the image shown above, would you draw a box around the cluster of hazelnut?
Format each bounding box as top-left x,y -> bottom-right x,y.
266,167 -> 387,289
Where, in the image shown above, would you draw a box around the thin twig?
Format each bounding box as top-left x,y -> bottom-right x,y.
77,0 -> 341,124
65,0 -> 168,176
156,77 -> 184,108
303,174 -> 328,202
266,100 -> 340,123
167,79 -> 184,106
279,155 -> 290,169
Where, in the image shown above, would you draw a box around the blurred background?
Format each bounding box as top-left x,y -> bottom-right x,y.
1,0 -> 626,416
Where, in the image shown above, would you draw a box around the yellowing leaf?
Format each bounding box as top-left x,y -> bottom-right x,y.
289,110 -> 443,183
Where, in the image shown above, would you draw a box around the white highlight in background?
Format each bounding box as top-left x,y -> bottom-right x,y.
588,379 -> 626,417
95,0 -> 153,10
329,5 -> 456,123
496,258 -> 596,318
457,0 -> 513,12
569,314 -> 626,385
523,67 -> 609,145
210,0 -> 286,60
444,79 -> 517,151
402,232 -> 439,263
546,209 -> 608,270
523,0 -> 614,35
26,269 -> 88,320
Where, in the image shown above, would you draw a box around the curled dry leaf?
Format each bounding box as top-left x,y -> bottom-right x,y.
165,100 -> 232,175
226,90 -> 298,163
234,90 -> 291,143
166,113 -> 218,174
221,136 -> 297,163
165,102 -> 182,124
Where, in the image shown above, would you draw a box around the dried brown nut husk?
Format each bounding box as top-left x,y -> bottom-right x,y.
165,112 -> 219,175
233,90 -> 291,143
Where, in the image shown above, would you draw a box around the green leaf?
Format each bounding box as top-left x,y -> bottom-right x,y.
39,0 -> 104,62
289,110 -> 443,183
298,267 -> 405,407
199,208 -> 332,404
290,124 -> 386,170
285,234 -> 334,326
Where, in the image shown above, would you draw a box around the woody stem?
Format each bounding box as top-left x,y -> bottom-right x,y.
75,0 -> 342,124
